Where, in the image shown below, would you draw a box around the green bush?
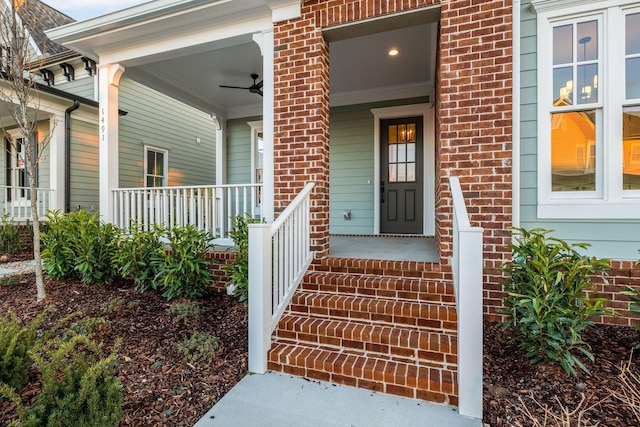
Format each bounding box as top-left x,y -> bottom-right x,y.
223,213 -> 264,304
0,308 -> 78,391
155,225 -> 214,300
0,310 -> 48,390
41,211 -> 78,280
0,212 -> 21,255
501,227 -> 614,376
176,331 -> 219,364
42,211 -> 119,285
0,334 -> 122,427
112,222 -> 164,292
168,301 -> 202,323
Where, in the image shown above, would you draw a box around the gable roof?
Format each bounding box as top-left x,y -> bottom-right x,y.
14,0 -> 75,56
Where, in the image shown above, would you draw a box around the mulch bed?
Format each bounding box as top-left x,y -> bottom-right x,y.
2,249 -> 640,426
0,272 -> 248,426
484,321 -> 640,426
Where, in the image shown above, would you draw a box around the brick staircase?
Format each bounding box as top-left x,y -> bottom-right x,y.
268,257 -> 460,405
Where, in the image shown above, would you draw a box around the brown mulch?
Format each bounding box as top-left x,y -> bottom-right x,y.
484,321 -> 640,426
2,249 -> 640,426
0,271 -> 248,426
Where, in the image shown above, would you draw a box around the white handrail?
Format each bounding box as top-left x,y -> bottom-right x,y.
248,182 -> 315,374
112,183 -> 262,238
449,176 -> 483,420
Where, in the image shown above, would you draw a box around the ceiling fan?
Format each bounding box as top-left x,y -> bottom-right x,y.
220,73 -> 263,96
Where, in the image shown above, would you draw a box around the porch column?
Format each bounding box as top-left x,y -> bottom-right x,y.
253,30 -> 274,223
97,63 -> 125,223
48,113 -> 65,212
211,114 -> 226,186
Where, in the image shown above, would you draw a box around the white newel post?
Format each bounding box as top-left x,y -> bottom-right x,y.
248,223 -> 272,374
49,114 -> 65,212
97,63 -> 125,223
457,226 -> 483,418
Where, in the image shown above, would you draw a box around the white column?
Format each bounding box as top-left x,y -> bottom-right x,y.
97,63 -> 125,223
48,114 -> 65,211
212,114 -> 226,185
254,30 -> 274,223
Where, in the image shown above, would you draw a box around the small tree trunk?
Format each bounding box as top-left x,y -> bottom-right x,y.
25,140 -> 45,301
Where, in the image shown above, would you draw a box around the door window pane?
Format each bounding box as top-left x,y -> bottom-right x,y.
388,125 -> 397,143
407,143 -> 415,162
407,163 -> 416,182
551,110 -> 596,191
398,144 -> 406,162
397,164 -> 406,182
389,145 -> 397,162
388,164 -> 397,182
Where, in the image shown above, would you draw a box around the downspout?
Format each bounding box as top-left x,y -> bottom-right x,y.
64,101 -> 80,213
512,0 -> 521,229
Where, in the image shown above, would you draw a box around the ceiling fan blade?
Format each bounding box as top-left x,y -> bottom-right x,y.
220,85 -> 251,89
257,80 -> 264,89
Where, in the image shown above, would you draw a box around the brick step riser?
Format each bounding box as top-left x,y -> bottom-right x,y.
273,317 -> 457,366
267,342 -> 457,405
287,293 -> 457,331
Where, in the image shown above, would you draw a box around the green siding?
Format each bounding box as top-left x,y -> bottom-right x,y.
55,77 -> 95,100
226,117 -> 258,185
519,0 -> 640,260
118,79 -> 216,188
69,119 -> 99,213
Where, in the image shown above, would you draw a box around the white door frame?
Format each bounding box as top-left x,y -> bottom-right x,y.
371,103 -> 435,235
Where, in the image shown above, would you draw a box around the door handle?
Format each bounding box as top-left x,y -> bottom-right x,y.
380,181 -> 385,203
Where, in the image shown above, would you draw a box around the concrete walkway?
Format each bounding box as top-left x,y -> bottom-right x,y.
194,372 -> 482,427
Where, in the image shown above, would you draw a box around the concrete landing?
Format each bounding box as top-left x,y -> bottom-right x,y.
194,372 -> 481,427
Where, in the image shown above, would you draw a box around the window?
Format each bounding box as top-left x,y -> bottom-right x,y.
533,0 -> 640,218
248,121 -> 263,208
5,135 -> 37,201
144,146 -> 167,187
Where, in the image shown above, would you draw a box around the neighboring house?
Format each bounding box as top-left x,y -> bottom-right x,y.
39,0 -> 640,419
0,0 -> 216,221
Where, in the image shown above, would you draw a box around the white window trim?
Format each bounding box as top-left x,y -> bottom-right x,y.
534,0 -> 640,219
248,120 -> 263,213
143,145 -> 168,187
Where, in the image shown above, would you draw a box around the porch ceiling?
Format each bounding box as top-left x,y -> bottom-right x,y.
48,0 -> 438,119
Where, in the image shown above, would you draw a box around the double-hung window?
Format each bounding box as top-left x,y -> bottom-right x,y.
533,0 -> 640,218
144,146 -> 168,187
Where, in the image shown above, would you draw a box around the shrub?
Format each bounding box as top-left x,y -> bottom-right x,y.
0,308 -> 77,391
41,211 -> 119,285
223,213 -> 265,304
0,310 -> 48,390
0,212 -> 21,255
112,222 -> 164,292
0,334 -> 122,427
176,331 -> 219,364
41,210 -> 78,280
501,227 -> 613,376
155,225 -> 214,300
622,282 -> 640,349
168,301 -> 202,323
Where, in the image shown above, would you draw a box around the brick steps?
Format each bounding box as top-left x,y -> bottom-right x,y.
300,272 -> 455,303
288,291 -> 457,331
274,313 -> 457,365
268,269 -> 459,404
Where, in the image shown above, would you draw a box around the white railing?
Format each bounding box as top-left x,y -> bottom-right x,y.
449,176 -> 483,420
0,185 -> 53,221
248,182 -> 315,374
111,184 -> 262,238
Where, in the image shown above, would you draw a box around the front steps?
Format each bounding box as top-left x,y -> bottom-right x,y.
268,259 -> 460,405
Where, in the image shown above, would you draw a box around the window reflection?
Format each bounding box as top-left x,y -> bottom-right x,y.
551,110 -> 596,191
623,107 -> 640,190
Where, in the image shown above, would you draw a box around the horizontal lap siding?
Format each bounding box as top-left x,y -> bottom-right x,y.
226,117 -> 257,185
329,106 -> 374,234
70,119 -> 99,213
54,76 -> 95,99
519,1 -> 640,260
117,79 -> 216,188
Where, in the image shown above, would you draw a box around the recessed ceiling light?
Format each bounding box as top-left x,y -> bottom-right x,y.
388,48 -> 399,56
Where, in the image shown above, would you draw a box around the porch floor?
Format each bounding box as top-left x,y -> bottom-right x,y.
194,371 -> 481,427
329,235 -> 439,262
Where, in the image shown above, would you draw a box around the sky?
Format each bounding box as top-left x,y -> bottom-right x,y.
43,0 -> 148,21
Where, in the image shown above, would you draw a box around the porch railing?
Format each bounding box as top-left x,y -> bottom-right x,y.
449,176 -> 483,419
0,185 -> 53,221
111,184 -> 262,238
248,182 -> 315,374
